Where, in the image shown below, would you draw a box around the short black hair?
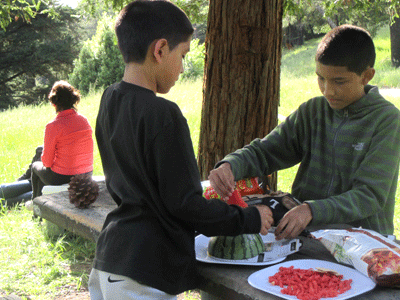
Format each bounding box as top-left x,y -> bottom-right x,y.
315,24 -> 375,75
115,0 -> 194,64
48,81 -> 80,112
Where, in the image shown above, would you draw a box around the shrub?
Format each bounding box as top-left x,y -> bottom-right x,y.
180,39 -> 205,81
69,43 -> 99,95
69,14 -> 124,94
70,18 -> 206,92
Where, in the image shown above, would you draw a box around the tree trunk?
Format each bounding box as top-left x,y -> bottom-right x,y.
197,0 -> 283,189
315,4 -> 337,29
390,14 -> 400,68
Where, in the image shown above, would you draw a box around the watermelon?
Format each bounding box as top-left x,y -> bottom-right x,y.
207,233 -> 265,260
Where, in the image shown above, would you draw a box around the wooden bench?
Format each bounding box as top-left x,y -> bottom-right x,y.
33,181 -> 112,242
32,182 -> 400,300
41,175 -> 106,196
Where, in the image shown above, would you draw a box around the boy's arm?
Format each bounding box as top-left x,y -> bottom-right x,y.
215,108 -> 305,183
148,113 -> 267,237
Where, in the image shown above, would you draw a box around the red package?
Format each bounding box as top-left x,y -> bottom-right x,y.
203,186 -> 221,200
236,177 -> 264,196
203,177 -> 264,201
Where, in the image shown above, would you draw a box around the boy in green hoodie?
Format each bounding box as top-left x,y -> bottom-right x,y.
210,24 -> 400,239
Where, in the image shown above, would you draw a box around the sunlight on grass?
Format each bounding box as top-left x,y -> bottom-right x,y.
279,75 -> 320,117
0,105 -> 53,183
164,79 -> 203,157
0,205 -> 95,299
374,26 -> 391,70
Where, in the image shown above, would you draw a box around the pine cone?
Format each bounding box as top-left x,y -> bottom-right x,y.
68,174 -> 99,209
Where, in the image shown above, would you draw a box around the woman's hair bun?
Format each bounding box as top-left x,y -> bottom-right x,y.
48,80 -> 81,111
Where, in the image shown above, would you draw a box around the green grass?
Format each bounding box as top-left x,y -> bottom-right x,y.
0,25 -> 399,299
0,205 -> 95,299
168,79 -> 203,154
0,80 -> 204,185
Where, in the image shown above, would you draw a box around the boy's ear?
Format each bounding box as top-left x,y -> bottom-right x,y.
152,39 -> 169,64
362,68 -> 375,85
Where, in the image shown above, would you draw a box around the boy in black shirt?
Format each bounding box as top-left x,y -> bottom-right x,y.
88,1 -> 273,299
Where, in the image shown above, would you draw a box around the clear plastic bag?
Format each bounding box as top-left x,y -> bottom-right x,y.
312,228 -> 400,287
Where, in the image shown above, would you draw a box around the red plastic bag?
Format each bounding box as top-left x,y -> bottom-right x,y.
226,190 -> 248,208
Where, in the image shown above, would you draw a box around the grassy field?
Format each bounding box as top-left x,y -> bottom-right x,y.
0,25 -> 399,299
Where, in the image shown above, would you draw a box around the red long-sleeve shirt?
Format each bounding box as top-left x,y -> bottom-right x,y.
41,109 -> 93,175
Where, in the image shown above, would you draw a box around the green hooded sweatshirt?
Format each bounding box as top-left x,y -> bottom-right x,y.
220,85 -> 400,235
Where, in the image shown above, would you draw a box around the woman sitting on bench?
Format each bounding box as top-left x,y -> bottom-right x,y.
30,80 -> 94,199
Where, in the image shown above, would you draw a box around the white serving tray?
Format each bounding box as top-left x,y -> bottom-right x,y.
195,233 -> 301,266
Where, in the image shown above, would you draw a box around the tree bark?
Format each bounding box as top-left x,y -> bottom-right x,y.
390,14 -> 400,68
197,0 -> 283,189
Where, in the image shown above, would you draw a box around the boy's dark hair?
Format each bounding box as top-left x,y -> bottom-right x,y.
315,24 -> 375,75
115,0 -> 194,64
48,80 -> 81,112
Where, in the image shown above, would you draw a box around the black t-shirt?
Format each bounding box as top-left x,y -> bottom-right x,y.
93,81 -> 261,294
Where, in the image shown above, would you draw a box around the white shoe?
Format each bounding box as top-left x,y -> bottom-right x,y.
25,200 -> 33,211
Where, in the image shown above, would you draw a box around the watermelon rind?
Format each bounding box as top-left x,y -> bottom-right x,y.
207,234 -> 265,260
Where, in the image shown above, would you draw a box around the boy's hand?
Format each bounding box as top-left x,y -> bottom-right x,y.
208,163 -> 235,201
274,203 -> 312,240
255,205 -> 274,235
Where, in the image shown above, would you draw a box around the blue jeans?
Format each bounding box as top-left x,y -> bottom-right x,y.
0,180 -> 32,206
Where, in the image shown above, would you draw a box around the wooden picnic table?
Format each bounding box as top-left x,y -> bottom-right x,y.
196,237 -> 400,300
33,182 -> 400,300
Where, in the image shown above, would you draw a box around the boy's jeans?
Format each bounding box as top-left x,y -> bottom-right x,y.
88,268 -> 177,300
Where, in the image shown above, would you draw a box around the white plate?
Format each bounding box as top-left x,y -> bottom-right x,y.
248,259 -> 376,299
195,234 -> 287,266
